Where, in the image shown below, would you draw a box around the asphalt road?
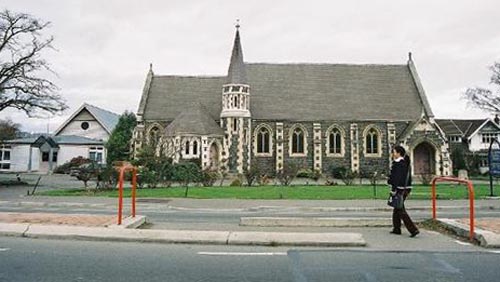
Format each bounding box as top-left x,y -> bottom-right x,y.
0,237 -> 499,282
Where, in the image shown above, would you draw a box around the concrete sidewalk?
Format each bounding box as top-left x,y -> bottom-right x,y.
0,222 -> 366,247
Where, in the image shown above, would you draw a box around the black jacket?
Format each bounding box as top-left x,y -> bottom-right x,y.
388,159 -> 412,191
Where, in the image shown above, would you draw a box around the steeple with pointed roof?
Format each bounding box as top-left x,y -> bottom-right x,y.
226,23 -> 247,84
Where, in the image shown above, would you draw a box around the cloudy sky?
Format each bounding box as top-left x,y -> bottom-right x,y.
1,0 -> 499,133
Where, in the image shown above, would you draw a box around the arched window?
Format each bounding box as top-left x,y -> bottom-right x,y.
329,129 -> 342,154
192,141 -> 198,155
292,127 -> 305,154
233,119 -> 238,132
185,141 -> 190,155
365,127 -> 379,155
257,127 -> 270,153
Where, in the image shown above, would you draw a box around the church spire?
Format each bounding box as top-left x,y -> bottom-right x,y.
227,20 -> 247,84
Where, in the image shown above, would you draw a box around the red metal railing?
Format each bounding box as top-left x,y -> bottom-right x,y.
431,176 -> 475,240
117,165 -> 137,225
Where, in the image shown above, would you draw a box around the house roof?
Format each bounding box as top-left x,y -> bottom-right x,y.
54,103 -> 120,135
165,103 -> 224,136
142,62 -> 428,122
3,135 -> 104,146
434,119 -> 489,138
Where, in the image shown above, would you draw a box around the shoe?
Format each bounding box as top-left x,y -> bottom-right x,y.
410,230 -> 420,238
390,230 -> 401,235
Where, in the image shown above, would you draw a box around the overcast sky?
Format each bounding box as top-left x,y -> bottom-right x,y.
1,0 -> 499,133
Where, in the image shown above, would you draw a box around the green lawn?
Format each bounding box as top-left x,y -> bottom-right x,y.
39,184 -> 497,200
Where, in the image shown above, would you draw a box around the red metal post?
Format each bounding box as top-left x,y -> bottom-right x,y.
468,182 -> 475,241
431,178 -> 437,219
131,168 -> 137,218
117,167 -> 125,225
431,176 -> 475,241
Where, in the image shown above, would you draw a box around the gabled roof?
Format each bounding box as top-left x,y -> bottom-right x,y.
142,63 -> 427,122
434,118 -> 500,139
54,103 -> 120,135
165,103 -> 224,137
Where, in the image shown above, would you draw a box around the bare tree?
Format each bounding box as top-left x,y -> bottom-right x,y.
0,118 -> 19,141
463,62 -> 500,113
0,10 -> 67,117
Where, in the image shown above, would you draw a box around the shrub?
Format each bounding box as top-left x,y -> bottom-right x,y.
330,165 -> 358,185
244,163 -> 261,186
258,174 -> 271,186
230,178 -> 242,187
54,156 -> 92,174
310,169 -> 322,181
277,161 -> 300,186
420,173 -> 434,186
296,169 -> 311,178
200,169 -> 219,187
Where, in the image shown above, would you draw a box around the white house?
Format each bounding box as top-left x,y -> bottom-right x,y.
435,118 -> 500,173
0,103 -> 120,173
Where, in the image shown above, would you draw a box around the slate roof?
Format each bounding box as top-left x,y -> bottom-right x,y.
3,135 -> 103,145
165,103 -> 224,136
142,63 -> 427,122
434,119 -> 487,138
83,103 -> 120,134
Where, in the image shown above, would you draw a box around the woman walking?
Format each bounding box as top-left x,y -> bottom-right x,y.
388,145 -> 419,237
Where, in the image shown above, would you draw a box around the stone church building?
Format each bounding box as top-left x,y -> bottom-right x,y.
133,26 -> 452,177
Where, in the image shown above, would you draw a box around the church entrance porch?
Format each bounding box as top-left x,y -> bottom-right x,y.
413,142 -> 436,175
209,142 -> 220,170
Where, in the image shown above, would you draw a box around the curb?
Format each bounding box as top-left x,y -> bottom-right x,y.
0,223 -> 366,247
436,218 -> 500,248
240,217 -> 395,227
108,215 -> 147,229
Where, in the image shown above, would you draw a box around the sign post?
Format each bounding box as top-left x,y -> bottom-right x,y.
488,139 -> 500,197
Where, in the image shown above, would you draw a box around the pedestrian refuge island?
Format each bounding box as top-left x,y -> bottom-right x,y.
431,176 -> 475,240
116,165 -> 137,225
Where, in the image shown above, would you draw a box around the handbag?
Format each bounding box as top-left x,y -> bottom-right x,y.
387,192 -> 404,209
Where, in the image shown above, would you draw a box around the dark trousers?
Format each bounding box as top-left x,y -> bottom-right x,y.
392,189 -> 418,234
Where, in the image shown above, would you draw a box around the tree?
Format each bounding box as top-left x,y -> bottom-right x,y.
0,118 -> 19,141
463,62 -> 500,113
173,162 -> 201,197
106,111 -> 137,165
243,162 -> 261,186
276,161 -> 300,186
0,10 -> 66,116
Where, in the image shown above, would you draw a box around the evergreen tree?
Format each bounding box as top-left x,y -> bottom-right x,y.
105,111 -> 137,165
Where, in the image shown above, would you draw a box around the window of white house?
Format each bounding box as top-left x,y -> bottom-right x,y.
257,127 -> 270,154
482,133 -> 499,144
0,145 -> 11,170
81,122 -> 89,130
328,129 -> 342,155
89,147 -> 104,163
365,127 -> 380,155
291,127 -> 305,154
449,135 -> 462,143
